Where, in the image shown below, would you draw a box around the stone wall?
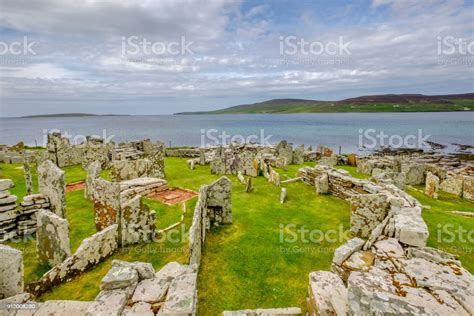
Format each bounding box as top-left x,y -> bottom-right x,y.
82,136 -> 112,169
38,160 -> 66,218
298,165 -> 429,248
149,141 -> 166,179
42,132 -> 83,167
26,224 -> 118,297
119,195 -> 155,246
0,179 -> 17,241
110,158 -> 152,181
189,176 -> 232,266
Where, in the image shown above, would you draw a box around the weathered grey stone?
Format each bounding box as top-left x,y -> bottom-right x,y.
37,160 -> 66,218
373,238 -> 405,259
292,145 -> 304,165
318,156 -> 337,167
35,300 -> 91,316
0,245 -> 23,299
0,180 -> 14,191
36,210 -> 71,266
149,141 -> 166,179
86,289 -> 128,316
206,176 -> 232,225
159,271 -> 197,315
307,271 -> 348,316
332,238 -> 365,266
111,260 -> 155,280
120,196 -> 155,246
237,171 -> 246,185
462,176 -> 474,201
401,162 -> 426,185
124,302 -> 154,316
280,187 -> 287,204
275,140 -> 293,165
440,174 -> 464,196
393,207 -> 428,247
342,251 -> 375,272
131,276 -> 170,304
350,193 -> 389,237
315,174 -> 328,195
100,265 -> 139,291
424,172 -> 439,199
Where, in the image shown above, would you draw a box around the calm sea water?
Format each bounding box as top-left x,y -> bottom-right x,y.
1,113 -> 473,153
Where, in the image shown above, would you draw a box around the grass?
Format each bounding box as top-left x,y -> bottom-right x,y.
1,158 -> 473,315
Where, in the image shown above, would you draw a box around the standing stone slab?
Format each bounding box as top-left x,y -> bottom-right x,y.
38,160 -> 66,218
149,141 -> 166,179
206,176 -> 232,224
36,210 -> 71,266
315,173 -> 329,195
0,244 -> 23,299
425,172 -> 439,199
462,176 -> 474,201
120,195 -> 156,246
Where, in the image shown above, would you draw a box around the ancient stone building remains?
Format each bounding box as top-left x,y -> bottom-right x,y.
1,178 -> 52,241
37,160 -> 66,218
27,224 -> 118,297
86,162 -> 165,246
189,176 -> 232,266
41,132 -> 83,167
82,136 -> 113,169
301,164 -> 473,315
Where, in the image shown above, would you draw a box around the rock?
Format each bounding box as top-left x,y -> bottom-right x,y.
318,156 -> 337,167
100,265 -> 139,291
0,195 -> 17,205
237,171 -> 246,185
292,145 -> 304,165
347,154 -> 357,167
36,210 -> 71,266
280,188 -> 287,204
424,172 -> 439,199
124,302 -> 154,316
155,262 -> 194,281
393,207 -> 428,247
440,174 -> 464,196
246,177 -> 253,193
0,180 -> 14,191
87,289 -> 128,316
159,271 -> 197,315
342,251 -> 375,272
37,160 -> 66,218
315,174 -> 328,195
373,238 -> 405,259
462,176 -> 474,201
332,238 -> 365,266
401,162 -> 426,185
350,193 -> 389,237
111,260 -> 155,280
35,300 -> 91,316
0,244 -> 23,299
307,271 -> 348,316
131,277 -> 170,304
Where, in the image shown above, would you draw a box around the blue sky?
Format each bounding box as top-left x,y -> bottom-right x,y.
0,0 -> 473,116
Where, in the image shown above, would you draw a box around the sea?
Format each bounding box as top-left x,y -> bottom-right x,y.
1,112 -> 473,154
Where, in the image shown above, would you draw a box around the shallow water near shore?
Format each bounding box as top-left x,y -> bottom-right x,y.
1,112 -> 473,153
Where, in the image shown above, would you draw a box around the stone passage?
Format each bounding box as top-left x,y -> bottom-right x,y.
189,176 -> 232,266
0,244 -> 23,299
38,160 -> 66,218
36,210 -> 71,266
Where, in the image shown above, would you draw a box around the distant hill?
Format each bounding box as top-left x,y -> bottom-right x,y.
175,93 -> 474,114
21,113 -> 129,118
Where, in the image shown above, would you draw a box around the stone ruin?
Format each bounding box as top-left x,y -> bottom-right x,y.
189,176 -> 232,266
1,259 -> 198,315
299,164 -> 474,315
86,161 -> 167,246
110,158 -> 152,182
0,178 -> 53,242
356,153 -> 474,201
82,136 -> 113,169
41,132 -> 83,167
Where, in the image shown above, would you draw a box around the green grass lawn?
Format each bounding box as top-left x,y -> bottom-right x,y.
1,158 -> 473,315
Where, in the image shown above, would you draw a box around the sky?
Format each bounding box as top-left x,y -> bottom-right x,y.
0,0 -> 473,117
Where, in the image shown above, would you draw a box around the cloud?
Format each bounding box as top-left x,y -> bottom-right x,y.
0,0 -> 473,116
